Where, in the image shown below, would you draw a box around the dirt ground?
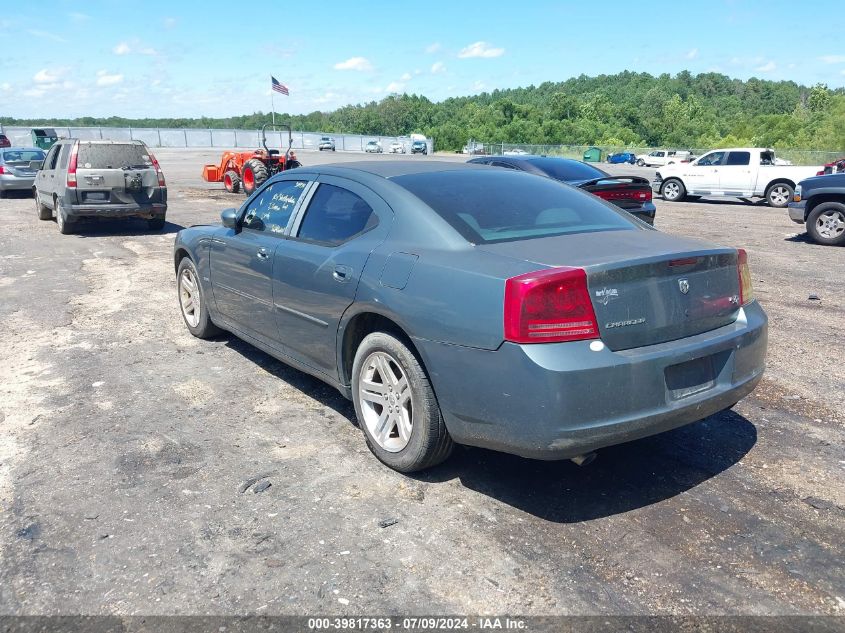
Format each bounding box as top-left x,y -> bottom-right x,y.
0,149 -> 843,616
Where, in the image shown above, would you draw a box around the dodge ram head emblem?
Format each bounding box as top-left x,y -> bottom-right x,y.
678,278 -> 690,294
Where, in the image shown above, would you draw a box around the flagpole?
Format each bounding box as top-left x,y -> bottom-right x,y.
271,76 -> 276,127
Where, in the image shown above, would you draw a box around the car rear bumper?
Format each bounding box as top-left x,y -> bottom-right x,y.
64,202 -> 167,219
787,200 -> 806,223
0,174 -> 36,191
414,301 -> 767,460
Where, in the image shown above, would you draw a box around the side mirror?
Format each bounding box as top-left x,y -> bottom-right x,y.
221,208 -> 238,229
30,160 -> 44,170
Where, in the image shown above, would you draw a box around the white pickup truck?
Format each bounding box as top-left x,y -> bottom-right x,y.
653,148 -> 822,207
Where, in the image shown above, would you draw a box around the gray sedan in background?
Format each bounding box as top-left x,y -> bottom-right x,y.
173,162 -> 768,472
0,147 -> 45,197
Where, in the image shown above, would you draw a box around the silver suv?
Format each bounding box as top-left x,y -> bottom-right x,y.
33,139 -> 167,234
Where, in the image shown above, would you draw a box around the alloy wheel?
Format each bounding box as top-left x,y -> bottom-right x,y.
816,209 -> 845,240
358,351 -> 413,452
179,267 -> 200,328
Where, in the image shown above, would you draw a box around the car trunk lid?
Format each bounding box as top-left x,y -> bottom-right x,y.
574,176 -> 652,210
478,230 -> 741,351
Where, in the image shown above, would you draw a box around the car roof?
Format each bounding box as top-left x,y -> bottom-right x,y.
312,160 -> 490,179
1,146 -> 44,152
470,155 -> 582,164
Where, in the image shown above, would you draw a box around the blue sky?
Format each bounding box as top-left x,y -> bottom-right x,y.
2,0 -> 844,119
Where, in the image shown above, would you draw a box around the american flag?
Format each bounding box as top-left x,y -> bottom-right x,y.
271,76 -> 289,96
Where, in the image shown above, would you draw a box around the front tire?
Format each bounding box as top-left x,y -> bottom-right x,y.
807,202 -> 845,246
223,170 -> 241,193
766,182 -> 793,208
242,159 -> 268,196
177,258 -> 221,339
352,332 -> 453,472
637,159 -> 645,167
661,178 -> 686,202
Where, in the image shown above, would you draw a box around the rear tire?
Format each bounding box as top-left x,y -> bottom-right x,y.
223,170 -> 241,194
242,159 -> 268,196
55,198 -> 73,234
806,202 -> 845,246
637,159 -> 645,167
36,192 -> 52,220
352,332 -> 453,473
661,178 -> 686,202
177,258 -> 221,339
765,182 -> 793,208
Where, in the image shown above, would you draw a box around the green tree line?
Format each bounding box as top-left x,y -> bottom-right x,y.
3,71 -> 844,151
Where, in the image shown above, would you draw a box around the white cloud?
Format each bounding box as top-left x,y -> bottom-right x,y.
33,69 -> 60,84
1,82 -> 11,92
458,41 -> 504,59
755,61 -> 776,73
385,82 -> 405,93
431,61 -> 446,74
96,70 -> 124,86
472,80 -> 487,91
819,55 -> 845,64
685,48 -> 698,60
333,56 -> 373,71
27,29 -> 67,43
425,42 -> 441,54
400,72 -> 412,81
113,42 -> 131,55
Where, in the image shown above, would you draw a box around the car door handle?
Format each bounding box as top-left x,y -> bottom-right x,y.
256,248 -> 270,260
333,265 -> 353,282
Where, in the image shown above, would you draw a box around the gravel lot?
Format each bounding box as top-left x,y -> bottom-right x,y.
0,149 -> 843,616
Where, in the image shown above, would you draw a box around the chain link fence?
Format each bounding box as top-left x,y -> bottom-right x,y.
0,126 -> 434,154
469,141 -> 844,167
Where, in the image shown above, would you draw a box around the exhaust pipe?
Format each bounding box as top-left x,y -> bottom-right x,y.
570,452 -> 597,467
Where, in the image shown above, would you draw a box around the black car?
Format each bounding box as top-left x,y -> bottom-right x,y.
468,155 -> 657,225
788,173 -> 845,246
411,140 -> 428,155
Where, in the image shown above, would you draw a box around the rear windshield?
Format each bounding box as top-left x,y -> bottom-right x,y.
393,170 -> 637,244
3,149 -> 45,162
76,143 -> 152,169
525,158 -> 606,182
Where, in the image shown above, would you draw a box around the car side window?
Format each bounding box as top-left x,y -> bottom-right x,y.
58,144 -> 71,170
242,180 -> 309,235
726,152 -> 750,166
296,183 -> 378,246
44,145 -> 60,170
697,151 -> 727,166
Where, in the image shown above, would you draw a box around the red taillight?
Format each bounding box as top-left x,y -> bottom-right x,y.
0,166 -> 5,175
504,267 -> 599,344
593,188 -> 651,202
66,142 -> 78,188
737,249 -> 754,306
149,152 -> 166,186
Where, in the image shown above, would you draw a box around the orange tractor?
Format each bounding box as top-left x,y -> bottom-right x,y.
202,123 -> 301,195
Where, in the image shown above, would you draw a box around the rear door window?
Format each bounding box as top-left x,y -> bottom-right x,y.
76,143 -> 153,169
296,184 -> 378,245
726,152 -> 750,166
58,144 -> 71,169
242,179 -> 309,235
393,169 -> 636,244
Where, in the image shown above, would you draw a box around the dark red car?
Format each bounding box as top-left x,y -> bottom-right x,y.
0,134 -> 11,149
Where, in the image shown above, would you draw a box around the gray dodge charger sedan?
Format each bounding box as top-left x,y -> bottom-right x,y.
174,161 -> 767,472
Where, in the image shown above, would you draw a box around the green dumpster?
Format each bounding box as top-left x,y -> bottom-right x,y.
31,128 -> 58,150
583,146 -> 602,162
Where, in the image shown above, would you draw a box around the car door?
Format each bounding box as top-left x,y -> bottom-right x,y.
209,177 -> 312,345
718,151 -> 753,195
272,175 -> 392,378
685,151 -> 726,192
35,143 -> 61,205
